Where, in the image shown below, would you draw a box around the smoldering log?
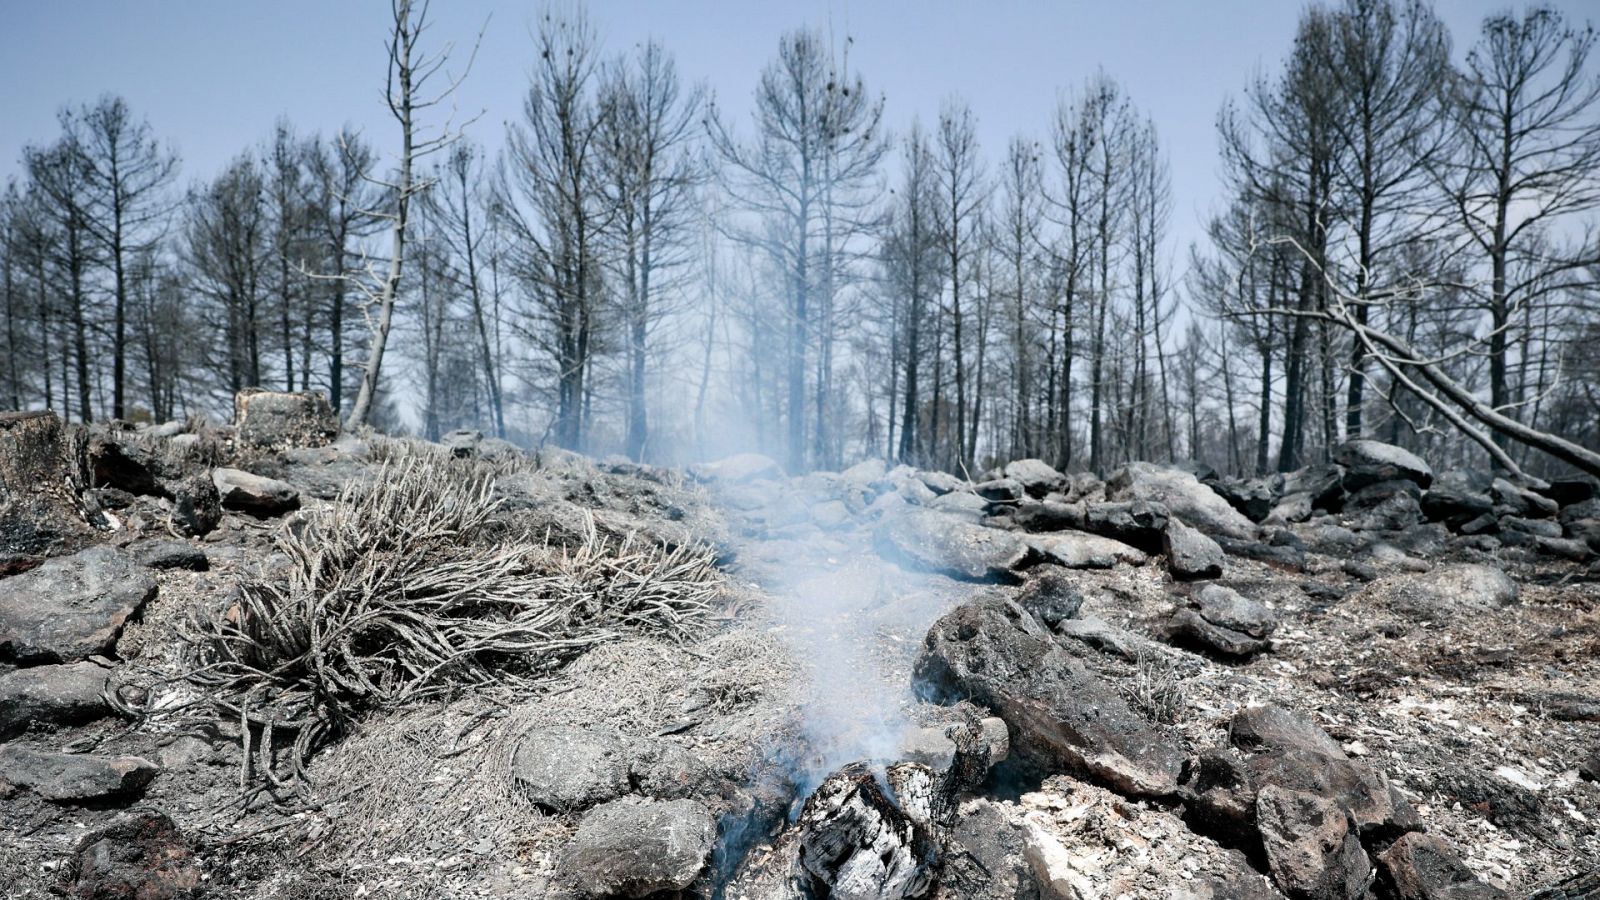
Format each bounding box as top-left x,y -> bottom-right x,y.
796,761 -> 939,900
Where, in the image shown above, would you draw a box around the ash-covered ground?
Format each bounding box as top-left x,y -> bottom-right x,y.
1,395 -> 1598,899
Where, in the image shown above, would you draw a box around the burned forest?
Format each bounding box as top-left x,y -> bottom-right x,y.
2,1 -> 1600,899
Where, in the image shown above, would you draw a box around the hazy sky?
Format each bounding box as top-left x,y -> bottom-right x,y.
1,1 -> 1578,257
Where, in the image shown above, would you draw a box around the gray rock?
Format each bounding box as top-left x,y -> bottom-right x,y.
0,546 -> 157,663
1106,462 -> 1256,541
71,807 -> 201,900
168,472 -> 221,537
511,726 -> 632,812
0,660 -> 112,740
233,388 -> 339,449
1003,459 -> 1066,498
1168,609 -> 1270,658
628,740 -> 716,802
1230,705 -> 1345,758
1054,616 -> 1145,661
1501,516 -> 1562,539
1197,585 -> 1277,639
1491,477 -> 1558,519
1353,564 -> 1518,621
919,470 -> 966,495
133,540 -> 209,571
840,458 -> 889,486
1376,832 -> 1506,900
440,428 -> 483,457
0,746 -> 159,802
1422,470 -> 1494,525
915,595 -> 1185,797
974,478 -> 1026,503
926,490 -> 987,517
875,509 -> 1028,581
1281,464 -> 1347,511
1334,440 -> 1433,491
556,798 -> 715,898
939,798 -> 1033,900
1165,518 -> 1225,580
1256,786 -> 1371,900
1022,531 -> 1148,569
211,468 -> 300,517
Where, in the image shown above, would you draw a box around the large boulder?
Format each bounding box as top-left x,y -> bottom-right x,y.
0,411 -> 107,571
1333,440 -> 1432,491
1164,518 -> 1225,580
1106,463 -> 1255,541
0,660 -> 113,740
0,545 -> 157,663
1350,564 -> 1518,622
1375,832 -> 1506,900
233,388 -> 338,449
211,467 -> 300,517
915,595 -> 1185,797
70,808 -> 201,900
511,726 -> 634,812
1256,786 -> 1372,900
1002,459 -> 1066,499
0,746 -> 159,802
555,798 -> 715,898
1021,532 -> 1147,569
876,509 -> 1028,581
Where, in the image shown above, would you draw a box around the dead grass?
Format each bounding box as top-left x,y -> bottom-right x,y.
121,454 -> 720,787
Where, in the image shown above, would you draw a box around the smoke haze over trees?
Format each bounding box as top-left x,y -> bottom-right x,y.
2,0 -> 1597,477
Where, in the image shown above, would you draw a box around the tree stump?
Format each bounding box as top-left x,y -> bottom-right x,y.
233,389 -> 339,450
0,412 -> 106,573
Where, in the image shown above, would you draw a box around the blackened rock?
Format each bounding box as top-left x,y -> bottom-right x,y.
0,660 -> 112,740
939,798 -> 1033,900
71,808 -> 200,900
875,509 -> 1028,582
1217,536 -> 1308,572
0,545 -> 156,663
211,467 -> 300,517
915,595 -> 1185,797
1230,705 -> 1344,757
133,540 -> 209,571
1214,477 -> 1278,522
1282,464 -> 1348,512
1168,609 -> 1270,658
974,478 -> 1025,504
1165,517 -> 1225,580
1376,831 -> 1506,900
1491,477 -> 1558,519
1256,785 -> 1372,900
1540,477 -> 1599,508
556,798 -> 715,898
511,726 -> 632,812
1422,471 -> 1495,526
0,746 -> 159,802
89,436 -> 165,497
233,388 -> 338,449
168,473 -> 220,537
1580,750 -> 1600,782
1333,440 -> 1432,491
1179,749 -> 1257,834
1106,462 -> 1256,541
1246,750 -> 1420,840
1014,571 -> 1084,629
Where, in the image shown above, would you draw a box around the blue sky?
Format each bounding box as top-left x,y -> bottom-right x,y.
0,1 -> 1572,256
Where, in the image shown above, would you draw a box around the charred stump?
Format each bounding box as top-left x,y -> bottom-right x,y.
797,762 -> 939,900
0,411 -> 106,573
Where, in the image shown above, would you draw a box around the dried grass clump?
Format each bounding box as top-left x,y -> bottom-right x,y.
1122,652 -> 1187,725
177,456 -> 718,785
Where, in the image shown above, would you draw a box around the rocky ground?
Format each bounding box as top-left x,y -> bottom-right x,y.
1,396 -> 1598,899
